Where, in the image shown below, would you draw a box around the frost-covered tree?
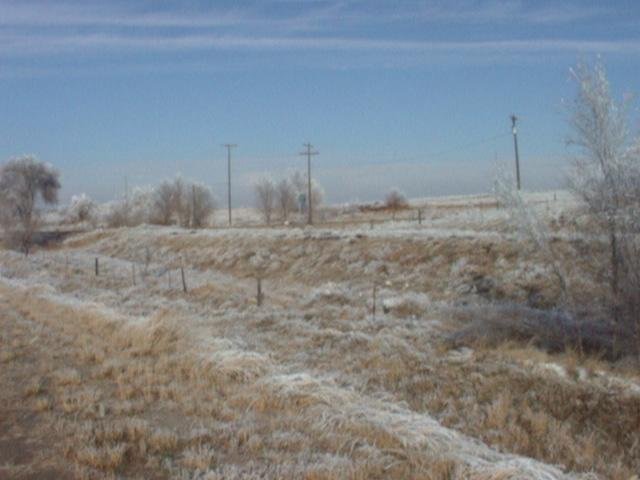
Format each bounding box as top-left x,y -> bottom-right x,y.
254,177 -> 276,225
0,156 -> 61,255
495,59 -> 640,355
566,59 -> 640,331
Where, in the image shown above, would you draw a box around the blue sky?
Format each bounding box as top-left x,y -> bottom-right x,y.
1,0 -> 639,204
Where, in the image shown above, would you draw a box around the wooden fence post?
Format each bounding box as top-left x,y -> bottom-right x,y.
372,283 -> 377,320
257,278 -> 264,306
418,209 -> 423,225
180,265 -> 187,293
95,257 -> 99,276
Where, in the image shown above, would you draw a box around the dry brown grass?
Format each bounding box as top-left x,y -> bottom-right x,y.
0,279 -> 582,480
3,221 -> 640,479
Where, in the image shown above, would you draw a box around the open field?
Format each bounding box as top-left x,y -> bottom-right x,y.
1,192 -> 639,479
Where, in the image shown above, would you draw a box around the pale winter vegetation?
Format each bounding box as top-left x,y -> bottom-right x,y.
0,155 -> 60,255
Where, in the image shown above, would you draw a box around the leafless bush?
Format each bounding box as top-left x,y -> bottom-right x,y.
0,156 -> 61,255
254,177 -> 276,225
385,188 -> 409,216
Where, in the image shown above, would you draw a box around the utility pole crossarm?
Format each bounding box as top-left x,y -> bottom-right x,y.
299,143 -> 319,225
222,144 -> 237,227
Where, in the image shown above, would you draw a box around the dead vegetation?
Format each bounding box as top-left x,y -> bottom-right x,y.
2,196 -> 640,479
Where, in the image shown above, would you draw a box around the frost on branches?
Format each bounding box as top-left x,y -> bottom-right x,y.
495,58 -> 640,353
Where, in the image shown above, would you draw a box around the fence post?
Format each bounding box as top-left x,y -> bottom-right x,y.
181,264 -> 188,293
418,209 -> 423,225
144,247 -> 151,276
95,257 -> 99,276
372,283 -> 377,320
257,277 -> 264,306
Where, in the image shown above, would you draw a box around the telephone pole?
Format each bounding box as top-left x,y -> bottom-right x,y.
223,144 -> 237,226
299,143 -> 318,225
510,114 -> 521,190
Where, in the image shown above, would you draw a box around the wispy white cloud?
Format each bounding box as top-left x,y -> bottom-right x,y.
0,0 -> 614,30
1,31 -> 639,56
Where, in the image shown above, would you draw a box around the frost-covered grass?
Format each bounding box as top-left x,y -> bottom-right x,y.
1,190 -> 639,479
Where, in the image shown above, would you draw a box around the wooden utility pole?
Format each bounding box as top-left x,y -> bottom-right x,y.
191,183 -> 196,228
223,144 -> 237,226
510,114 -> 521,190
299,143 -> 319,225
124,175 -> 129,226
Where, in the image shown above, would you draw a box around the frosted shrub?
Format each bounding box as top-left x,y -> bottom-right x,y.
67,193 -> 97,225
